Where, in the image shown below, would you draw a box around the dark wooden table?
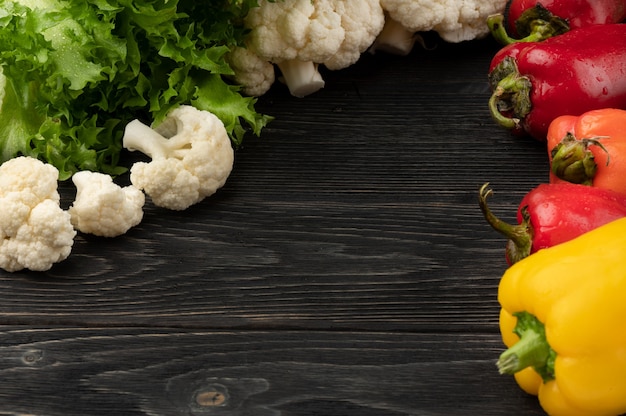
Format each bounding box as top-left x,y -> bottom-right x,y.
0,36 -> 550,415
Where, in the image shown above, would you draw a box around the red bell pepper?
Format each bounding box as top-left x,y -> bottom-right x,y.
478,182 -> 626,264
548,108 -> 626,196
488,24 -> 626,141
488,0 -> 626,44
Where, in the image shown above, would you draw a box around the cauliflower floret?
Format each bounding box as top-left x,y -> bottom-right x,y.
373,0 -> 508,54
0,156 -> 76,272
122,105 -> 234,211
434,0 -> 508,42
225,46 -> 276,97
244,0 -> 384,97
69,171 -> 145,237
324,0 -> 385,70
245,0 -> 344,64
244,0 -> 341,97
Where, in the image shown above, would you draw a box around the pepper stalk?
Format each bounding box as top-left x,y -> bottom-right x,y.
498,311 -> 556,383
478,183 -> 533,265
550,133 -> 611,185
488,57 -> 532,132
487,5 -> 569,45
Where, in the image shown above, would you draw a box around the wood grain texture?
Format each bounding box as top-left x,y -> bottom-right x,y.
0,36 -> 551,414
0,327 -> 544,415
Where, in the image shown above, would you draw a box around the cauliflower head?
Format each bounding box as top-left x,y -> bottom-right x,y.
243,0 -> 343,97
69,171 -> 145,237
244,0 -> 384,96
324,0 -> 385,70
0,156 -> 76,272
380,0 -> 508,43
245,0 -> 345,64
123,105 -> 234,211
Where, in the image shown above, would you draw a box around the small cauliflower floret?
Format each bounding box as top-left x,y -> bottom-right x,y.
122,105 -> 234,211
373,0 -> 508,55
244,0 -> 384,97
0,156 -> 76,272
225,46 -> 276,97
69,171 -> 145,237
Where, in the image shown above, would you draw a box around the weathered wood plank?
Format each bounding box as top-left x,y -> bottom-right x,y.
0,327 -> 544,415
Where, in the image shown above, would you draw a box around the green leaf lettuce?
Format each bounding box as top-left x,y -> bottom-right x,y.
0,0 -> 271,179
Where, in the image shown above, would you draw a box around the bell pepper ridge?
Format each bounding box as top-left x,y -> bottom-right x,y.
497,311 -> 555,382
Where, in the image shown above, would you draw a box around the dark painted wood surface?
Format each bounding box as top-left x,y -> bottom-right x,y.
0,36 -> 549,415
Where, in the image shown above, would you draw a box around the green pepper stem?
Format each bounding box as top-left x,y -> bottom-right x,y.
487,14 -> 519,45
488,62 -> 532,132
550,134 -> 611,185
488,88 -> 519,130
498,327 -> 547,374
515,4 -> 570,41
487,8 -> 569,45
478,183 -> 532,264
497,312 -> 555,382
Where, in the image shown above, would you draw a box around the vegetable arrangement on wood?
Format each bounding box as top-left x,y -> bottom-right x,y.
2,1 -> 626,413
0,0 -> 507,272
482,4 -> 626,414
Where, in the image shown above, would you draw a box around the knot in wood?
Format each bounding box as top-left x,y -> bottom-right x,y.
195,390 -> 227,407
21,349 -> 43,365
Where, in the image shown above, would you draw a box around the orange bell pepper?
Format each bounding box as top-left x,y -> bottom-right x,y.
547,108 -> 626,196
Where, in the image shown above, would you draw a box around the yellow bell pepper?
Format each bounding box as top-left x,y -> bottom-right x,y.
497,216 -> 626,416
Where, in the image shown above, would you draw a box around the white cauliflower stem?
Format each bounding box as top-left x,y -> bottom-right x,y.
69,171 -> 145,237
122,105 -> 234,211
0,156 -> 76,272
373,0 -> 508,55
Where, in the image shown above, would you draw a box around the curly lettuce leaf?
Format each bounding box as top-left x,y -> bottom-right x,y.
0,0 -> 123,178
0,0 -> 271,179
